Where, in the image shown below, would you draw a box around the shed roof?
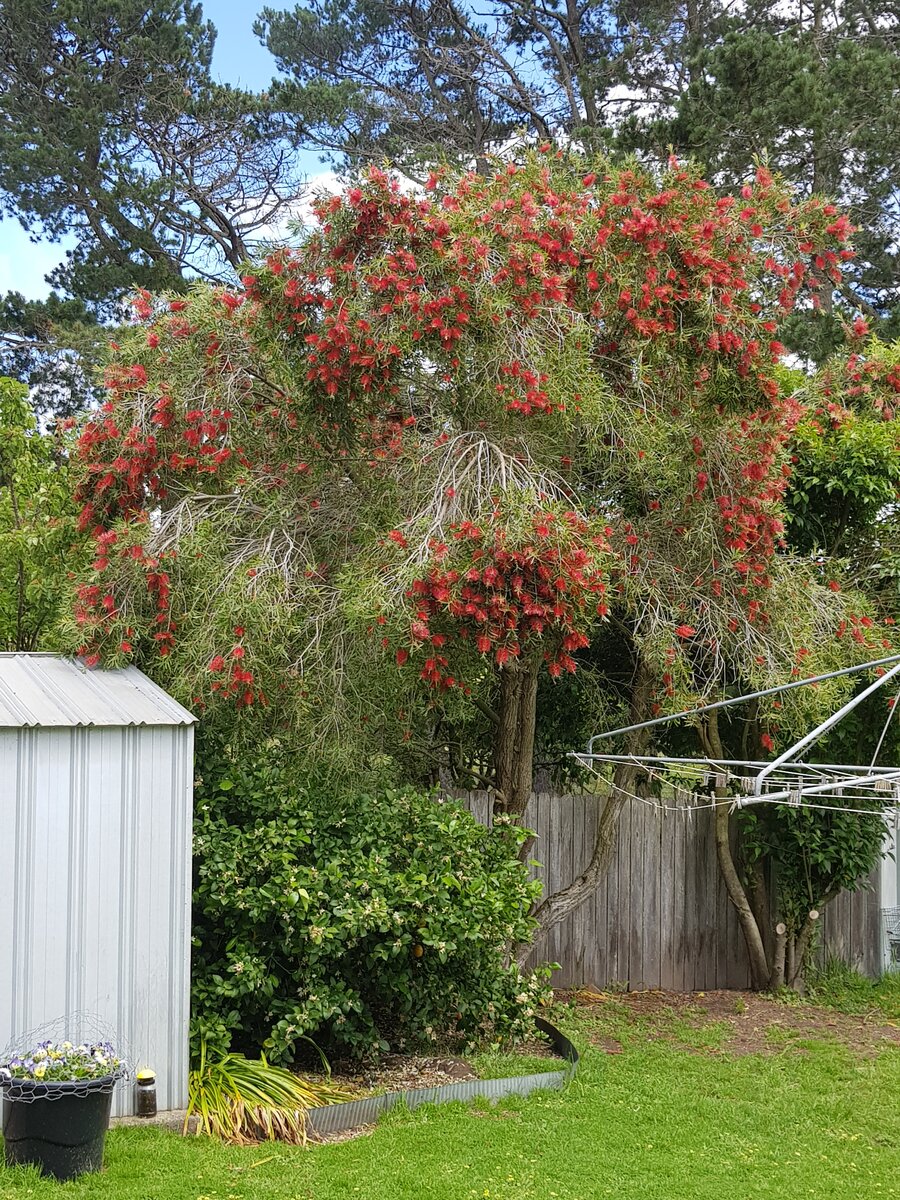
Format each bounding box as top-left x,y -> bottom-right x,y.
0,654 -> 196,728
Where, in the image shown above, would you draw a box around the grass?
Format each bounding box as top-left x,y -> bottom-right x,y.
805,960 -> 900,1017
2,1000 -> 900,1200
468,1049 -> 564,1080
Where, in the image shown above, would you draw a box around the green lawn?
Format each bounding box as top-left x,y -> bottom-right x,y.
2,999 -> 899,1200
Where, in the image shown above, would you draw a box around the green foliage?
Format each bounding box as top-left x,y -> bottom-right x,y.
260,0 -> 900,350
781,338 -> 900,630
626,0 -> 900,357
805,960 -> 900,1017
0,291 -> 106,419
738,800 -> 887,935
786,413 -> 900,555
0,0 -> 211,299
0,0 -> 298,304
68,154 -> 873,780
190,738 -> 547,1064
186,1040 -> 349,1145
0,377 -> 82,650
257,0 -> 542,173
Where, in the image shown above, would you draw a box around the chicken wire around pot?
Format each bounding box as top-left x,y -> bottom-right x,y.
0,1012 -> 130,1102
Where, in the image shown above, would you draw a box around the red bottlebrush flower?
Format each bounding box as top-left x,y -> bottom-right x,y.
169,300 -> 188,312
119,641 -> 133,654
675,624 -> 696,638
825,215 -> 852,240
760,733 -> 774,751
209,655 -> 225,672
395,648 -> 409,666
132,291 -> 152,320
827,580 -> 841,592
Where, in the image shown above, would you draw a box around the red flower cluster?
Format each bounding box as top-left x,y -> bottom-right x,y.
392,512 -> 610,686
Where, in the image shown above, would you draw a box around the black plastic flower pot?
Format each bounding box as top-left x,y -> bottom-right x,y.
2,1075 -> 116,1181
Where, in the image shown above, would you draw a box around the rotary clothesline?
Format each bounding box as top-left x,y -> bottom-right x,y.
572,752 -> 900,818
574,651 -> 900,819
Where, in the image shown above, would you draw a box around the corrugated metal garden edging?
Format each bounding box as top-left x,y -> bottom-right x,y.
306,1018 -> 578,1136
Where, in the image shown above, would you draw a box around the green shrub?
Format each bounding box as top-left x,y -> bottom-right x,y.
191,744 -> 547,1063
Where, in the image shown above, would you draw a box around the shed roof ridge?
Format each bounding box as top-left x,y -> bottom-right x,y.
0,655 -> 196,728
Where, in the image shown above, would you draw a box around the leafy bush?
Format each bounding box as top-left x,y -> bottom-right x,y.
191,743 -> 547,1063
739,798 -> 886,936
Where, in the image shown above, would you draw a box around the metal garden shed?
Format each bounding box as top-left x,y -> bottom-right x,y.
0,653 -> 195,1116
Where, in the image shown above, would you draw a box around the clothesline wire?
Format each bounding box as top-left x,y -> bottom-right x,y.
869,683 -> 900,769
576,756 -> 899,819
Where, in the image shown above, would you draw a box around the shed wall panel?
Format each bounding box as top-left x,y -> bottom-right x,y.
0,724 -> 193,1116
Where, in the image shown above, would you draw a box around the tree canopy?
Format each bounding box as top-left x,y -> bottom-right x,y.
65,151 -> 900,955
0,291 -> 106,418
0,377 -> 81,649
259,0 -> 900,353
0,0 -> 301,304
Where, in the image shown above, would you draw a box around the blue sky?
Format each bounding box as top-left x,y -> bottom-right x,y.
0,0 -> 298,301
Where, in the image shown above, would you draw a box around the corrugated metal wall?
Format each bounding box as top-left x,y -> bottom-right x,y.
0,724 -> 194,1115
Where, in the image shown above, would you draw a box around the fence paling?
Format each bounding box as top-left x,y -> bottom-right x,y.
447,790 -> 881,989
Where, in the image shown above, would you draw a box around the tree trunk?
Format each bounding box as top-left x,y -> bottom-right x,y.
770,923 -> 788,990
493,662 -> 539,829
521,660 -> 653,962
788,902 -> 828,990
714,793 -> 772,989
702,711 -> 772,990
748,860 -> 774,964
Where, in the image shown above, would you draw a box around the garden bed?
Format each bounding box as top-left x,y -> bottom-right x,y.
111,1024 -> 572,1144
302,1018 -> 576,1139
323,1033 -> 560,1096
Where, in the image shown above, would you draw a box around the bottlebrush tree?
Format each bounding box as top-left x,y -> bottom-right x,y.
68,149 -> 890,949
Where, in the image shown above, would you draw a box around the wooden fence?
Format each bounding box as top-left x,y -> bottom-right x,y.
454,791 -> 883,990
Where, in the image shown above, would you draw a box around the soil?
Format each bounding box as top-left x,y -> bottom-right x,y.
326,1053 -> 478,1096
307,1035 -> 561,1144
573,986 -> 900,1056
326,1033 -> 557,1092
